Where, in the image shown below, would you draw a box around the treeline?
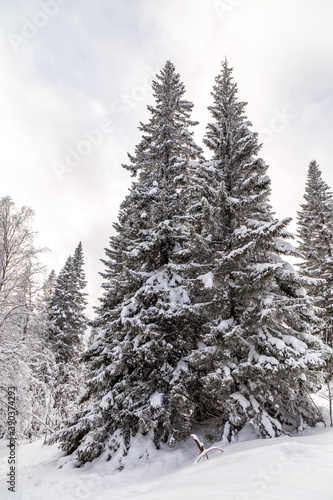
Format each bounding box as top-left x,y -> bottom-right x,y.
0,199 -> 87,439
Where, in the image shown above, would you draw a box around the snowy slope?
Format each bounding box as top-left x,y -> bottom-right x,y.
1,423 -> 333,500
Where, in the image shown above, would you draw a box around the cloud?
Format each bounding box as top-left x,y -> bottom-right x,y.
0,0 -> 332,313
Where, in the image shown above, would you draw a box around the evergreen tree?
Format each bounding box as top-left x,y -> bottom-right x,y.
297,160 -> 333,344
54,61 -> 208,465
48,256 -> 77,361
190,60 -> 324,440
72,242 -> 87,304
48,244 -> 87,362
47,243 -> 87,425
296,160 -> 333,425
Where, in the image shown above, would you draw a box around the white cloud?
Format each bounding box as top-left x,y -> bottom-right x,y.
0,0 -> 332,313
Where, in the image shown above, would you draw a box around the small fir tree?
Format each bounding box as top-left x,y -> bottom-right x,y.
47,243 -> 87,425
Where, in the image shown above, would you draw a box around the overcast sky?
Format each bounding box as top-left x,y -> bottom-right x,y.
1,0 -> 333,316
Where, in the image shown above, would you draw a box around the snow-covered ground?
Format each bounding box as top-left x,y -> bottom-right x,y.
1,397 -> 333,500
1,426 -> 333,500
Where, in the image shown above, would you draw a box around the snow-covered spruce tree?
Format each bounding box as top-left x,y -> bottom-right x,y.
54,61 -> 210,465
72,242 -> 88,309
297,160 -> 333,424
297,160 -> 333,343
48,244 -> 87,362
190,60 -> 324,440
47,243 -> 87,426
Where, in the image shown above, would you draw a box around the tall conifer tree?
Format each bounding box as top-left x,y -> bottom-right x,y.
55,61 -> 208,464
190,60 -> 324,440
